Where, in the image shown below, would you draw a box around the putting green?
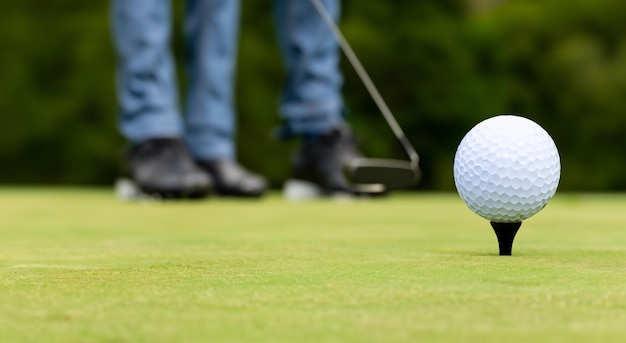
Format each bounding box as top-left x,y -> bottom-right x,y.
1,188 -> 625,342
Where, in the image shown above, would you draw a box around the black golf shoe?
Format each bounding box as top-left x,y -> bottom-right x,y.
284,126 -> 386,200
196,160 -> 267,198
121,138 -> 212,199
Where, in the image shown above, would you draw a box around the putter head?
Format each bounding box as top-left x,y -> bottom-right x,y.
347,157 -> 420,190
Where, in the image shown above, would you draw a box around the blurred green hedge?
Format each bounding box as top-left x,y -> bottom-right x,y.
1,0 -> 625,190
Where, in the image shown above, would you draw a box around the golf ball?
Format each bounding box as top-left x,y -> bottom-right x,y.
454,115 -> 560,222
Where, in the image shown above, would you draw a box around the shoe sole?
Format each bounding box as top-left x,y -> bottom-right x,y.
213,186 -> 266,198
283,179 -> 386,201
115,178 -> 209,201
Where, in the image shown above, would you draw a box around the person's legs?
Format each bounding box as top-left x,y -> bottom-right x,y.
111,0 -> 211,198
183,0 -> 240,161
274,0 -> 382,199
183,0 -> 266,197
112,0 -> 182,142
274,0 -> 346,138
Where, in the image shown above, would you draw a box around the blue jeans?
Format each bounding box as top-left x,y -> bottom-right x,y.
112,0 -> 344,160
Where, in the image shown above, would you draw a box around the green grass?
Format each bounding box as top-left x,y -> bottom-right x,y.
1,188 -> 625,343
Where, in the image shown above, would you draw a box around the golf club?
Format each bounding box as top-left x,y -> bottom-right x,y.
310,0 -> 421,190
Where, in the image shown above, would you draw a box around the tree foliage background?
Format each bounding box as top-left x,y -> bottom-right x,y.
1,0 -> 625,191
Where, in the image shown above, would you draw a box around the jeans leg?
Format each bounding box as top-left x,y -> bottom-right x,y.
184,0 -> 240,160
111,0 -> 182,143
274,0 -> 345,138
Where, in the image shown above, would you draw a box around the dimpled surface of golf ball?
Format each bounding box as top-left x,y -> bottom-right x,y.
454,115 -> 560,222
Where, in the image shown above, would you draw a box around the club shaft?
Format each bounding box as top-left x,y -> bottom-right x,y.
310,0 -> 419,166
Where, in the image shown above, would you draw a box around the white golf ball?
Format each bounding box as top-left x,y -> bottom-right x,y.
454,115 -> 560,222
